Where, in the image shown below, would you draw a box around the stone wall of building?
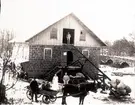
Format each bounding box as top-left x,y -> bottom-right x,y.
72,46 -> 100,79
23,45 -> 100,78
78,46 -> 100,66
24,45 -> 62,77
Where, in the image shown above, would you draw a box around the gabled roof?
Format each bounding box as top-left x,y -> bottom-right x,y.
26,13 -> 106,46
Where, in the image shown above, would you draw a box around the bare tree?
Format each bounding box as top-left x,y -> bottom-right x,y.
104,40 -> 112,46
0,30 -> 14,55
129,33 -> 135,40
111,38 -> 135,56
0,29 -> 14,103
103,40 -> 113,55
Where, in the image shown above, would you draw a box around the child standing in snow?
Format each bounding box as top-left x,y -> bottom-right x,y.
52,74 -> 59,90
63,72 -> 70,85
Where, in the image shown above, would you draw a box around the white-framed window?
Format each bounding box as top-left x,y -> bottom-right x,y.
50,28 -> 57,39
80,30 -> 86,41
82,49 -> 89,58
43,48 -> 52,59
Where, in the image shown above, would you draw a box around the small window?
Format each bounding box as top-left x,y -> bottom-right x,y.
50,28 -> 57,39
82,50 -> 89,58
31,48 -> 38,59
80,30 -> 86,41
43,48 -> 52,59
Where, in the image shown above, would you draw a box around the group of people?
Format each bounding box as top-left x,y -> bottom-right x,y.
29,72 -> 85,102
29,73 -> 132,102
30,74 -> 58,102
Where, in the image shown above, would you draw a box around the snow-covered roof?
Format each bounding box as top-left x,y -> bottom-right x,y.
9,37 -> 26,43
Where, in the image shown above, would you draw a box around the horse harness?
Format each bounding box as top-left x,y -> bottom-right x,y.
57,91 -> 86,98
77,84 -> 87,92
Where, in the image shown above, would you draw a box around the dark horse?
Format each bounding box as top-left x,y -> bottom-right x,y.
62,82 -> 97,105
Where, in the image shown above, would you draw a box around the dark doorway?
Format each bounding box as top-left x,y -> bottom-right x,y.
63,28 -> 74,44
67,51 -> 73,65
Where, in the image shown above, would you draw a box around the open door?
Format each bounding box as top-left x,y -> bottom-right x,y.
63,28 -> 74,44
67,51 -> 73,65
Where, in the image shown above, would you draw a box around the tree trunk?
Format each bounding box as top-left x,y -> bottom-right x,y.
0,60 -> 8,103
0,83 -> 6,102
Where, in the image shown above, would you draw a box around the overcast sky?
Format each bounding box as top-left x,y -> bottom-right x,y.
0,0 -> 135,42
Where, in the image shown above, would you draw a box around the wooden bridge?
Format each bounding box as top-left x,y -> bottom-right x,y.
100,55 -> 135,67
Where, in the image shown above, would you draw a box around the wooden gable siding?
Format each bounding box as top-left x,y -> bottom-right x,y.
28,15 -> 101,47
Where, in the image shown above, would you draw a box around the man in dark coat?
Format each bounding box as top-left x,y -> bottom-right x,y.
30,78 -> 39,102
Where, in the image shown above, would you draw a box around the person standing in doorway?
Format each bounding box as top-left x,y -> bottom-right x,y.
66,32 -> 71,44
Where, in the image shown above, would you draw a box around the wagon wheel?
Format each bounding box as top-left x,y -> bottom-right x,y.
37,94 -> 42,98
49,95 -> 57,102
37,90 -> 42,98
26,90 -> 42,100
42,95 -> 50,104
26,90 -> 32,100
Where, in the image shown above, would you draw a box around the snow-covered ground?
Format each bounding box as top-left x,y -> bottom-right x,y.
2,65 -> 135,105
